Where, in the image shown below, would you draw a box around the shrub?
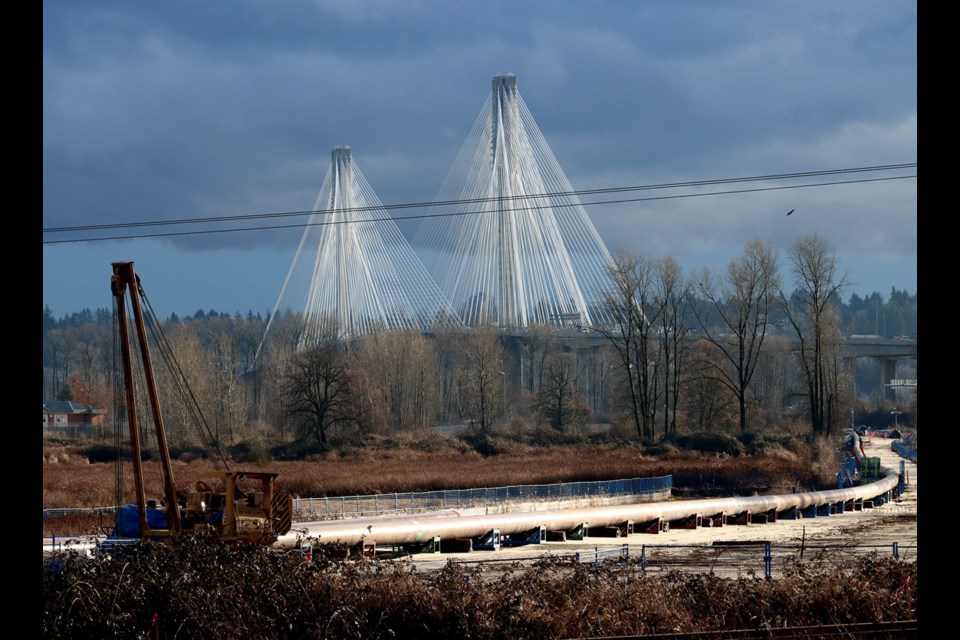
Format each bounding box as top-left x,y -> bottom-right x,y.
643,440 -> 679,457
736,432 -> 806,456
458,431 -> 522,456
169,444 -> 210,463
271,439 -> 328,460
42,534 -> 917,639
527,425 -> 590,447
810,435 -> 842,481
665,432 -> 746,457
82,444 -> 119,463
229,441 -> 271,464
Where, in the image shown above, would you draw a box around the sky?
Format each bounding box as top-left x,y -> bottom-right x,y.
42,1 -> 917,320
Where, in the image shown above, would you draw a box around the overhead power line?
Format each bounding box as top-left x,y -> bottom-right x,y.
42,164 -> 916,245
43,163 -> 914,233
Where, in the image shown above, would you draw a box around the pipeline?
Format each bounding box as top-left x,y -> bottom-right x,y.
274,433 -> 900,550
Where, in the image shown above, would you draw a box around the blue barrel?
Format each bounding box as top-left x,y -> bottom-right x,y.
113,504 -> 170,538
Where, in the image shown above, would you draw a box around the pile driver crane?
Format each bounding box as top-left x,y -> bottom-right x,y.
110,261 -> 292,545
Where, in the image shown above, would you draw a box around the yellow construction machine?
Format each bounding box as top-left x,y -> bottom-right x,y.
109,261 -> 292,545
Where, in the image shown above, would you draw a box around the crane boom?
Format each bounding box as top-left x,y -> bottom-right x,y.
110,261 -> 292,545
112,261 -> 182,537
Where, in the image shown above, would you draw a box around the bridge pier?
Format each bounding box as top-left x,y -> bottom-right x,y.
882,358 -> 898,403
845,339 -> 916,407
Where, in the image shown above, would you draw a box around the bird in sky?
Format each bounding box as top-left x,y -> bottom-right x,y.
786,209 -> 795,216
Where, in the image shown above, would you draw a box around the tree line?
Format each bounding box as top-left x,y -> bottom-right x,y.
42,233 -> 917,451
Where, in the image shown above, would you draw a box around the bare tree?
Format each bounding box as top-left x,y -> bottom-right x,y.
749,334 -> 794,424
207,317 -> 246,443
235,313 -> 266,426
256,310 -> 335,440
453,326 -> 505,436
398,333 -> 441,430
354,331 -> 441,431
535,351 -> 590,432
594,250 -> 662,440
519,325 -> 556,397
345,358 -> 390,437
430,325 -> 463,424
682,339 -> 738,432
654,255 -> 691,437
72,323 -> 102,396
781,233 -> 849,436
693,238 -> 780,433
153,322 -> 216,449
69,321 -> 114,436
284,347 -> 356,445
45,328 -> 73,398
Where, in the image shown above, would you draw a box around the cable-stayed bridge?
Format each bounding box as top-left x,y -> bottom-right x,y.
265,74 -> 621,349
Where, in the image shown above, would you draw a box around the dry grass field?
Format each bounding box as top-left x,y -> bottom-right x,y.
42,435 -> 833,537
43,445 -> 826,508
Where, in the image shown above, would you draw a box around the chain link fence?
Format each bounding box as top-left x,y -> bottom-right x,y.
293,476 -> 673,521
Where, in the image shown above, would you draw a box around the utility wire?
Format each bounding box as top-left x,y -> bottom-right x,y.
43,162 -> 917,233
43,163 -> 917,244
43,163 -> 915,233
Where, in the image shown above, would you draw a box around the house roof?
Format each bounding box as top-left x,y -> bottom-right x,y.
43,401 -> 101,413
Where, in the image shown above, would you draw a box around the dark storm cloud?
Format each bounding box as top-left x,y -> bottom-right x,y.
43,0 -> 915,316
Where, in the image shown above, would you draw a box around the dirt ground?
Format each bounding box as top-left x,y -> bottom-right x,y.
402,437 -> 918,572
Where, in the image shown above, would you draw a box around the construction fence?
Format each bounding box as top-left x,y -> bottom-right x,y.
573,541 -> 915,578
892,432 -> 917,462
293,476 -> 673,521
443,541 -> 915,580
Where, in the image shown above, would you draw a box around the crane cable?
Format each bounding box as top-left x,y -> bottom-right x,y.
135,280 -> 231,471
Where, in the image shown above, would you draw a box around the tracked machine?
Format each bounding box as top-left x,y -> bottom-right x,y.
109,261 -> 292,545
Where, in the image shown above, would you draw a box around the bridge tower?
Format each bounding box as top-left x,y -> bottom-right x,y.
263,146 -> 460,350
415,73 -> 618,330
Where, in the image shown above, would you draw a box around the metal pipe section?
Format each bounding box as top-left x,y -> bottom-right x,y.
275,435 -> 899,550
